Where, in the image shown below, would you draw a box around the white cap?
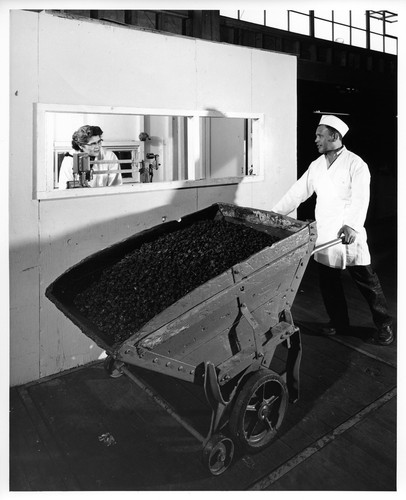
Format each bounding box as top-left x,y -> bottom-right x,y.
319,115 -> 349,137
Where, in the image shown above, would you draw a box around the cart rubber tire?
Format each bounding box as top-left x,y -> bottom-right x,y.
229,369 -> 288,453
202,434 -> 234,476
103,356 -> 124,378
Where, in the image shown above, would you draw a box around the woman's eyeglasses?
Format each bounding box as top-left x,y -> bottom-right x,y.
83,139 -> 103,147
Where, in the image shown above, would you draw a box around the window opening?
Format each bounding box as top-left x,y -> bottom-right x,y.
35,105 -> 263,199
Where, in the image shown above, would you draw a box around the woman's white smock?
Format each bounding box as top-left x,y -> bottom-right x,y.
272,147 -> 371,269
58,148 -> 122,189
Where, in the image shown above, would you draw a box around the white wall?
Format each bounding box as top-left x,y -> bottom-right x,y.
9,10 -> 297,386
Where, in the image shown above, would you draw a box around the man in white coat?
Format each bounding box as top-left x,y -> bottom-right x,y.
272,115 -> 393,346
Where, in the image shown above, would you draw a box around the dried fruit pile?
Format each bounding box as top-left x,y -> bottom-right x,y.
74,218 -> 280,345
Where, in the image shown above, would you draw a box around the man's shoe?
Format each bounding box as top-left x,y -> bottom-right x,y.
371,324 -> 394,346
320,326 -> 337,336
319,324 -> 349,336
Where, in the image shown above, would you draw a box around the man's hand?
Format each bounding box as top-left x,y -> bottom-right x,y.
337,225 -> 358,244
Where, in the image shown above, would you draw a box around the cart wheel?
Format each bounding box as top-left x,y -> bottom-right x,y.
229,370 -> 288,453
202,434 -> 234,475
103,356 -> 124,378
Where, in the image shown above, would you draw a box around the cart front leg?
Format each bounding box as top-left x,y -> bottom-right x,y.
202,362 -> 238,475
203,361 -> 232,443
285,328 -> 302,403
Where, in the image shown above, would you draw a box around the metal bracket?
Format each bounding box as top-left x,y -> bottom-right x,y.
118,344 -> 197,383
239,302 -> 263,358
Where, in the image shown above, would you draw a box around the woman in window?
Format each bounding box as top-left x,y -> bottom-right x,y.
58,125 -> 123,189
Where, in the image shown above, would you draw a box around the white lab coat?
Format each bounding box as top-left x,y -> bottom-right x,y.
58,148 -> 123,190
272,147 -> 371,269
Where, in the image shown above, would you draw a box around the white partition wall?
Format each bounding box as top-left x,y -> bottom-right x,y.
9,10 -> 297,385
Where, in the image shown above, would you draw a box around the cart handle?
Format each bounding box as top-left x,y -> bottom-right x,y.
311,237 -> 344,255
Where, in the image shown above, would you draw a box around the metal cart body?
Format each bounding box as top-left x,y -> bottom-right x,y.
46,203 -> 317,474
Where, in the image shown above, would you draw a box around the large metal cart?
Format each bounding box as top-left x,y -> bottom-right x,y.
46,203 -> 321,475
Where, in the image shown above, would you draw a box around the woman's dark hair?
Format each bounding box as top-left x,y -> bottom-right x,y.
72,125 -> 104,151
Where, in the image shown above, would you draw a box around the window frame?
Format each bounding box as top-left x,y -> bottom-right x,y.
34,103 -> 265,200
221,9 -> 397,55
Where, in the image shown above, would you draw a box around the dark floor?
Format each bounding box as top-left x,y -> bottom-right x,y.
9,218 -> 397,491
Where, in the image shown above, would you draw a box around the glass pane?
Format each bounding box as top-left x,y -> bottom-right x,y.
351,11 -> 366,29
369,16 -> 383,35
289,12 -> 310,36
333,11 -> 350,25
385,20 -> 398,37
384,36 -> 397,55
50,113 -> 183,188
239,10 -> 264,25
206,118 -> 247,178
315,19 -> 333,41
49,112 -> 258,189
265,10 -> 288,30
351,27 -> 366,48
314,10 -> 332,21
370,33 -> 383,51
333,24 -> 350,44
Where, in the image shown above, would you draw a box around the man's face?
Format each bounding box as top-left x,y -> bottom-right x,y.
315,125 -> 335,154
